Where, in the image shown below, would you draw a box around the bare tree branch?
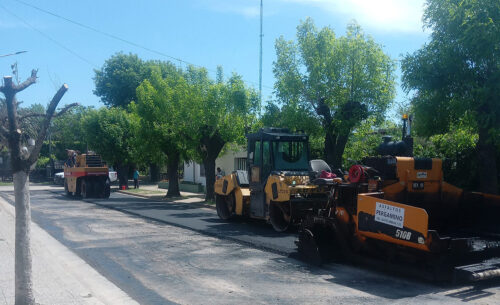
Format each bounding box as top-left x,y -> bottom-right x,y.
18,103 -> 79,122
13,69 -> 38,93
27,83 -> 68,166
18,113 -> 44,121
54,102 -> 79,117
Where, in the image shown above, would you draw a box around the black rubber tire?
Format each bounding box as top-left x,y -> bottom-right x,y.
81,179 -> 89,198
103,178 -> 111,199
269,201 -> 292,232
216,194 -> 234,220
297,228 -> 323,266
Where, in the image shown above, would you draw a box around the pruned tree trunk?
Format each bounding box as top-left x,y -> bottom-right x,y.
166,152 -> 180,197
324,132 -> 349,170
0,71 -> 69,305
201,133 -> 225,201
203,158 -> 217,201
14,171 -> 33,305
478,127 -> 498,194
149,163 -> 160,183
116,163 -> 129,189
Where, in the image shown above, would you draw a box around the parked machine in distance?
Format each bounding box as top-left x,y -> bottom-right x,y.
296,115 -> 500,282
64,152 -> 111,198
214,127 -> 339,232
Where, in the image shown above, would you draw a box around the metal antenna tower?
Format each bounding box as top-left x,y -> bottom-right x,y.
259,0 -> 263,103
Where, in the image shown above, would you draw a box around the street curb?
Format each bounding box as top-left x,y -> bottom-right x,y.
115,190 -> 216,210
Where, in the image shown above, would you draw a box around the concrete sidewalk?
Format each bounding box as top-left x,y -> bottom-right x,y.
116,183 -> 210,207
0,196 -> 139,305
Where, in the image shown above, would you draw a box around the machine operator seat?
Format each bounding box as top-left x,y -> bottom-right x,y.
309,159 -> 335,185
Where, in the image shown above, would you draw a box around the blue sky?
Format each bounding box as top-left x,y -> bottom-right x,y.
0,0 -> 429,116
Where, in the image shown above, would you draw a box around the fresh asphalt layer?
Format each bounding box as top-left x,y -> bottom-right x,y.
2,187 -> 500,304
75,190 -> 298,256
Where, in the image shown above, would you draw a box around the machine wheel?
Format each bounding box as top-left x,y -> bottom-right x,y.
81,179 -> 90,198
297,228 -> 323,266
216,194 -> 234,220
102,178 -> 111,199
269,201 -> 292,232
296,222 -> 338,265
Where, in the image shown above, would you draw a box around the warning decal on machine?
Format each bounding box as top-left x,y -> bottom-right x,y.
375,202 -> 404,228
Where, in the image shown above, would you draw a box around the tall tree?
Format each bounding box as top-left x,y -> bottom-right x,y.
94,53 -> 168,182
185,66 -> 259,201
81,107 -> 136,188
402,0 -> 500,194
93,53 -> 148,108
273,18 -> 396,168
134,66 -> 188,197
0,70 -> 69,305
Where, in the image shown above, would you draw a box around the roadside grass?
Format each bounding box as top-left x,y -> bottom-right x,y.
125,188 -> 165,195
0,181 -> 13,186
204,199 -> 215,206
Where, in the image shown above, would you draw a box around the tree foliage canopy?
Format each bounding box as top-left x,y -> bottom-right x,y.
273,18 -> 396,167
81,107 -> 136,166
402,0 -> 500,193
93,53 -> 149,108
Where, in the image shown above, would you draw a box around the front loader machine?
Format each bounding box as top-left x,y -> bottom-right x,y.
297,116 -> 500,282
64,153 -> 111,199
214,128 -> 337,232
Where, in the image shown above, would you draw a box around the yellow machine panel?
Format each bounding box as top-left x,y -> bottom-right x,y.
265,175 -> 290,202
214,174 -> 236,196
357,193 -> 430,252
234,188 -> 250,215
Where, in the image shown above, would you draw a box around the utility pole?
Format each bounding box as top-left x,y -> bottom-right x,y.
259,0 -> 263,104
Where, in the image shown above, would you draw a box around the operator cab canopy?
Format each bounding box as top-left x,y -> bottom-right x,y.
246,127 -> 309,176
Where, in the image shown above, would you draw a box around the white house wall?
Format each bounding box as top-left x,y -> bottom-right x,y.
183,148 -> 247,187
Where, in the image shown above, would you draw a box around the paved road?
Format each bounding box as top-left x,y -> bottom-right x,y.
82,190 -> 297,255
2,187 -> 500,305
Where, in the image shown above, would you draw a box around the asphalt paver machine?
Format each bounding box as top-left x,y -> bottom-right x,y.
296,116 -> 500,282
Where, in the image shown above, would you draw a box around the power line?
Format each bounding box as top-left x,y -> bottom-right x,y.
14,0 -> 274,90
0,3 -> 96,67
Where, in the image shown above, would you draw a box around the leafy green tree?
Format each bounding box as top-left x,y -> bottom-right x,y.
273,18 -> 396,169
134,65 -> 189,197
184,66 -> 259,200
342,118 -> 399,169
49,105 -> 90,160
402,0 -> 500,194
414,121 -> 480,190
93,53 -> 149,108
81,107 -> 136,188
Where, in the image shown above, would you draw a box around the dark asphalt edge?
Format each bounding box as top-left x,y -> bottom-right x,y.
45,190 -> 293,258
115,190 -> 216,210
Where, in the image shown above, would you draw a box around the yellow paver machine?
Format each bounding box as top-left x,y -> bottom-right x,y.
64,152 -> 110,199
297,116 -> 500,282
214,128 -> 339,232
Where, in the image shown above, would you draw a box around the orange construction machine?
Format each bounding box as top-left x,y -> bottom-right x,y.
64,152 -> 110,199
297,116 -> 500,282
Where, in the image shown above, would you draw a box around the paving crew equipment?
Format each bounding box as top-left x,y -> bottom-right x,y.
214,128 -> 339,232
64,151 -> 111,199
296,115 -> 500,282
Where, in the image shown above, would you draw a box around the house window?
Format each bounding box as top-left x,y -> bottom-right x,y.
199,164 -> 205,177
235,158 -> 247,171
